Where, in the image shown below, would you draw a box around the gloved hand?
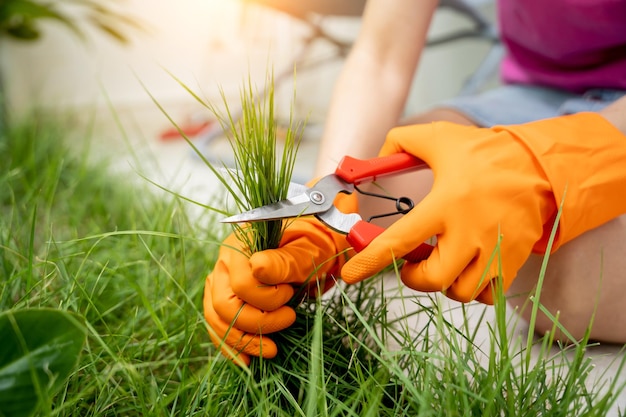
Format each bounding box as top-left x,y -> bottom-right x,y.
204,194 -> 356,365
341,112 -> 626,304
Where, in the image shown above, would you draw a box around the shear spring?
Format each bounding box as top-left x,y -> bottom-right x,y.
354,185 -> 415,222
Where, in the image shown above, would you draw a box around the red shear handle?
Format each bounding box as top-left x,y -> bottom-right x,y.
346,220 -> 434,263
335,153 -> 427,185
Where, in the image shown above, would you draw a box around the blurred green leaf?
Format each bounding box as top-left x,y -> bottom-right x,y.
0,0 -> 81,40
0,309 -> 86,417
5,18 -> 40,39
0,0 -> 140,43
89,19 -> 127,44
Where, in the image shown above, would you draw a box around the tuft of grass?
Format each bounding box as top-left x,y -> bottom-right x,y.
146,69 -> 303,254
206,73 -> 303,253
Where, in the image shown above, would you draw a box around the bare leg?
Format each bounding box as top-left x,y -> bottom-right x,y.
508,215 -> 626,343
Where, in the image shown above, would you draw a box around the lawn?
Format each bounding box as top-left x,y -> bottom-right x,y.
1,110 -> 625,416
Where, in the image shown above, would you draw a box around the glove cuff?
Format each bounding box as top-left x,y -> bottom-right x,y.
498,112 -> 626,252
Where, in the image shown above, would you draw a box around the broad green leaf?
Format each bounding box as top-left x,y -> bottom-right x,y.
0,309 -> 86,417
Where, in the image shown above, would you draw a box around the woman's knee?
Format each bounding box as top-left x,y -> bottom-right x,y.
401,107 -> 478,126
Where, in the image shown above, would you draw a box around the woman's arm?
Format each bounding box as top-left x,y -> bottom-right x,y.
314,0 -> 440,176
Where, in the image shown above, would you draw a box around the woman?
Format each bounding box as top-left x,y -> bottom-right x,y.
204,0 -> 626,365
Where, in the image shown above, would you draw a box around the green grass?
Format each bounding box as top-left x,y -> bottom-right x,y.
1,112 -> 220,415
201,74 -> 303,254
2,110 -> 625,416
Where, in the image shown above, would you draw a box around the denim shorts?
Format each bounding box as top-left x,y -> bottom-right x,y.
438,84 -> 626,127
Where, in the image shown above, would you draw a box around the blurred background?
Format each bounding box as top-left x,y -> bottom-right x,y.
0,0 -> 498,185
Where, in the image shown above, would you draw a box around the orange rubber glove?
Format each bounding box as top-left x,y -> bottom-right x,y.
204,194 -> 356,365
341,112 -> 626,304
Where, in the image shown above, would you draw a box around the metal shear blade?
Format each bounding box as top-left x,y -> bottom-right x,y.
220,192 -> 315,223
220,175 -> 353,224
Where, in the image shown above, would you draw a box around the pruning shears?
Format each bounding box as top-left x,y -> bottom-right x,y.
221,153 -> 434,262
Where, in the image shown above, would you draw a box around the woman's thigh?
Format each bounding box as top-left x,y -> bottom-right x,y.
419,84 -> 625,127
509,216 -> 626,343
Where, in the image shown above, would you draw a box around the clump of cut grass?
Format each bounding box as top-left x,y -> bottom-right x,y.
152,70 -> 303,254
214,75 -> 303,253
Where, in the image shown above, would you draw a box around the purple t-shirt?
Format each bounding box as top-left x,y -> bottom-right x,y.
498,0 -> 626,93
